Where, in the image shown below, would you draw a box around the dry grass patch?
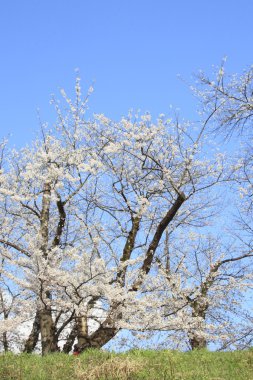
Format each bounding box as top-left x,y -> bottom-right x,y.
74,356 -> 141,380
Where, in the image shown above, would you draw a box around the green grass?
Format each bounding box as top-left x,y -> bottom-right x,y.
0,349 -> 253,380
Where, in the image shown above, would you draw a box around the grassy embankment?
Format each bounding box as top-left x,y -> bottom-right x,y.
0,349 -> 253,380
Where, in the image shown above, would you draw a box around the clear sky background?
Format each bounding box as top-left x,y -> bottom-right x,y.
0,0 -> 253,146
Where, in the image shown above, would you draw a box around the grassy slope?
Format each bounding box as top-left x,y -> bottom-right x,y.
0,349 -> 253,380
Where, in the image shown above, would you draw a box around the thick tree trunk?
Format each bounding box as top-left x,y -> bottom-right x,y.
63,324 -> 78,354
23,311 -> 40,353
188,299 -> 208,350
88,325 -> 118,348
76,315 -> 88,348
38,182 -> 60,355
39,308 -> 59,355
74,324 -> 118,352
73,309 -> 119,353
189,335 -> 207,350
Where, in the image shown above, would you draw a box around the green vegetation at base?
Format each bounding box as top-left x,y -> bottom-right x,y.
0,349 -> 253,380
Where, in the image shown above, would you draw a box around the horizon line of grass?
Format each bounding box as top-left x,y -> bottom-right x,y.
1,348 -> 253,380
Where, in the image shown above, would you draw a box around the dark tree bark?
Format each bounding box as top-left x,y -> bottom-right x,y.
23,311 -> 40,353
63,324 -> 78,354
189,335 -> 207,350
39,308 -> 59,355
132,193 -> 185,290
74,324 -> 118,352
2,331 -> 9,352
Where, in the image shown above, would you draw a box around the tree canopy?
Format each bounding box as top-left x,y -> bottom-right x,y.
0,70 -> 253,354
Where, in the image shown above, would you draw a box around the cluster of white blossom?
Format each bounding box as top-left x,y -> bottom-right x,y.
0,75 -> 252,354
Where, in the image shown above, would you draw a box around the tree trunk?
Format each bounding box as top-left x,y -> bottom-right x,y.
88,325 -> 118,348
23,311 -> 40,353
74,325 -> 118,352
39,308 -> 59,355
73,310 -> 119,353
2,331 -> 9,352
189,335 -> 207,350
188,299 -> 207,350
76,315 -> 88,348
38,181 -> 59,355
63,324 -> 78,354
132,193 -> 185,290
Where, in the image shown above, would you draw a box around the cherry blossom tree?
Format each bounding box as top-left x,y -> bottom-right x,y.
104,229 -> 253,352
189,64 -> 253,349
155,233 -> 253,350
0,78 -> 228,354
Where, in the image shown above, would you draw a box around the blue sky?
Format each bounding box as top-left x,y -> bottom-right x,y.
1,0 -> 253,146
